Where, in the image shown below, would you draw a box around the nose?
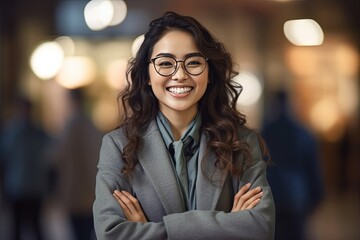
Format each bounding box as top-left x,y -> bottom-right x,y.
172,61 -> 188,81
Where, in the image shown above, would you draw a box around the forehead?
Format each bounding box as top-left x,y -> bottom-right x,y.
152,30 -> 199,57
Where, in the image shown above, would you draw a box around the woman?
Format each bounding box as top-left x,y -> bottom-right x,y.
93,12 -> 275,240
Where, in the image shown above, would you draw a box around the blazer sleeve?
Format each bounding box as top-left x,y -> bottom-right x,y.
93,133 -> 168,240
163,130 -> 276,240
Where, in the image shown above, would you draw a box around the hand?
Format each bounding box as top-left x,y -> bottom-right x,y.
113,190 -> 148,223
231,183 -> 263,212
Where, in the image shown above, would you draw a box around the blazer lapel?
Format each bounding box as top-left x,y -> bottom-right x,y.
137,121 -> 185,214
196,134 -> 227,210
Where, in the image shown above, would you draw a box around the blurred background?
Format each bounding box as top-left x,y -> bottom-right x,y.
0,0 -> 359,239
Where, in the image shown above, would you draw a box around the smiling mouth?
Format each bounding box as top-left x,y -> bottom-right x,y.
167,87 -> 193,94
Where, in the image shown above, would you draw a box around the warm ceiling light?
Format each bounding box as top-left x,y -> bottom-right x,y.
233,71 -> 263,106
310,98 -> 339,132
84,0 -> 114,31
55,36 -> 75,56
283,19 -> 324,46
30,41 -> 64,80
105,59 -> 128,90
131,34 -> 145,57
109,0 -> 127,26
84,0 -> 127,31
56,56 -> 97,89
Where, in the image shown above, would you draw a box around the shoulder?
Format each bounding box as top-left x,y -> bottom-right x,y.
104,127 -> 127,142
105,127 -> 126,140
102,120 -> 159,149
237,126 -> 268,161
101,128 -> 128,151
237,126 -> 259,142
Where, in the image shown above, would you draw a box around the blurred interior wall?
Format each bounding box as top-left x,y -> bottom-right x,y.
1,0 -> 359,239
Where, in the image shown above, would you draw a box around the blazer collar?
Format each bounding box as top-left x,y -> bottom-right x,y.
137,121 -> 185,214
138,120 -> 227,213
196,135 -> 227,210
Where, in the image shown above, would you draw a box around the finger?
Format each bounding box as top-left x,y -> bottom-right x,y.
232,183 -> 251,209
121,191 -> 148,223
240,187 -> 262,202
121,191 -> 142,212
114,190 -> 137,214
232,187 -> 262,212
113,191 -> 130,210
121,191 -> 142,214
241,191 -> 263,210
245,198 -> 261,210
236,183 -> 252,197
115,190 -> 148,222
233,186 -> 260,207
113,191 -> 132,215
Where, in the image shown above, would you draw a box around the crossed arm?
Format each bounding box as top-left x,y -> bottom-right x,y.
113,182 -> 263,223
94,130 -> 275,239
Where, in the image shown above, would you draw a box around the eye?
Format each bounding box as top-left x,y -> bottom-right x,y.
185,57 -> 204,68
155,57 -> 175,68
158,61 -> 174,67
187,60 -> 201,66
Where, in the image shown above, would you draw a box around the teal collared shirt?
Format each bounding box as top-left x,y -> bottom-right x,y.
156,112 -> 201,210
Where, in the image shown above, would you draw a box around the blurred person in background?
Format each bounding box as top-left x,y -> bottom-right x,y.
50,88 -> 103,240
93,12 -> 275,240
262,90 -> 324,240
0,97 -> 52,240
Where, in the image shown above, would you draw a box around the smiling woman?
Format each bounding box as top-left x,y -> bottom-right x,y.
93,11 -> 275,240
148,30 -> 209,125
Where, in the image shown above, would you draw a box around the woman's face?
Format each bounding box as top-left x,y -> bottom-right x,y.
148,30 -> 209,119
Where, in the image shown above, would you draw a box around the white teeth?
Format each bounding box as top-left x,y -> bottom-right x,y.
168,87 -> 193,94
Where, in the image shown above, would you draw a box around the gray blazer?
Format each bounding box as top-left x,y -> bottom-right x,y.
93,121 -> 275,240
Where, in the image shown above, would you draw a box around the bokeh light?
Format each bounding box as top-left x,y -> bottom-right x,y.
109,0 -> 127,26
30,41 -> 64,80
92,99 -> 120,132
84,0 -> 114,31
105,59 -> 128,90
55,36 -> 75,57
284,19 -> 324,46
310,98 -> 340,133
84,0 -> 127,31
131,34 -> 145,57
55,56 -> 97,89
233,71 -> 263,106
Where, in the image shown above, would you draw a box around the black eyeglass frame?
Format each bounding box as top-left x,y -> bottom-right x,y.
148,54 -> 209,77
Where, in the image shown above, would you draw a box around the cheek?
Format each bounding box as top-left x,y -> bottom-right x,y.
199,73 -> 209,90
148,65 -> 165,86
198,74 -> 210,98
148,66 -> 153,85
148,73 -> 165,95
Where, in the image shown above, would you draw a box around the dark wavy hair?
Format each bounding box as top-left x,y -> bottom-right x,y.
119,12 -> 264,179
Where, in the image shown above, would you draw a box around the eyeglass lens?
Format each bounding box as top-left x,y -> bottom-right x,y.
153,55 -> 207,76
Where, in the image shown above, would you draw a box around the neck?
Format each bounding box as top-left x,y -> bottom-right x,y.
160,109 -> 197,141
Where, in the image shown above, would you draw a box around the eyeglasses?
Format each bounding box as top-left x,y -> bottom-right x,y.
149,54 -> 208,77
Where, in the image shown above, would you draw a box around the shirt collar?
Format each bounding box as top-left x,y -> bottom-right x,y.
156,111 -> 202,150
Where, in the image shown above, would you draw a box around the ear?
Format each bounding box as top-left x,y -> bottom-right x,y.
148,80 -> 151,85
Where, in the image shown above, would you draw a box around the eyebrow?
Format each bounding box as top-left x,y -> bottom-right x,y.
154,52 -> 204,59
